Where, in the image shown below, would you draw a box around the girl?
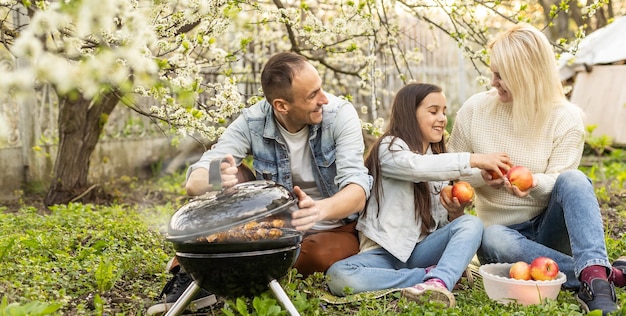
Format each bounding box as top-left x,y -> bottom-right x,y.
326,83 -> 510,307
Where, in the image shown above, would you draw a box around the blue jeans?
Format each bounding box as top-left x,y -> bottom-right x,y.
326,214 -> 483,296
478,170 -> 610,289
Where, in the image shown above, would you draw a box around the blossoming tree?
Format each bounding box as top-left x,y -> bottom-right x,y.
0,0 -> 617,206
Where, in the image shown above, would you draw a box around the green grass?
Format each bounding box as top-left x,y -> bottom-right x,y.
1,165 -> 626,315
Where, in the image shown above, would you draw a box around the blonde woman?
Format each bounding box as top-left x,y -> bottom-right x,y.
447,23 -> 622,314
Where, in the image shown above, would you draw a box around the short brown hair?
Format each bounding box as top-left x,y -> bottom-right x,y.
260,52 -> 309,104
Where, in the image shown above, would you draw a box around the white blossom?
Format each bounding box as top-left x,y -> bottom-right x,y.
0,0 -> 580,143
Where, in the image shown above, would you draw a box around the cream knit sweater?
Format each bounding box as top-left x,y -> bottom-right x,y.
447,89 -> 586,227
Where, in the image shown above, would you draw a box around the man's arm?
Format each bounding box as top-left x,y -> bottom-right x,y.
290,183 -> 367,231
316,183 -> 367,220
184,116 -> 252,196
331,101 -> 373,198
296,99 -> 370,224
185,154 -> 256,196
186,168 -> 211,196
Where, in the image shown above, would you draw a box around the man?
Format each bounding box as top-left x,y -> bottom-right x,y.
148,52 -> 372,314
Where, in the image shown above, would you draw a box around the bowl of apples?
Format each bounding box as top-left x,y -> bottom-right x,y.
479,257 -> 567,306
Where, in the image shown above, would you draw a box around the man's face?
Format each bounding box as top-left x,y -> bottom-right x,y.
279,63 -> 329,132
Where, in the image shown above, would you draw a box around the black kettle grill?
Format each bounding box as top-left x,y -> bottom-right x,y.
164,180 -> 303,316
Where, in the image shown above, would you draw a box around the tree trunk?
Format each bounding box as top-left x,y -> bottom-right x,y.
44,91 -> 119,207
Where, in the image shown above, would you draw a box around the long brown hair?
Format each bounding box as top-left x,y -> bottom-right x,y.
364,83 -> 445,235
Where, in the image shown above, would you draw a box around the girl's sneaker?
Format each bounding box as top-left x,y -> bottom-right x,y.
401,278 -> 456,308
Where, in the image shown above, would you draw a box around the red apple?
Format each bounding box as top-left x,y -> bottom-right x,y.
529,256 -> 559,281
441,185 -> 453,199
451,181 -> 474,204
488,162 -> 513,179
509,261 -> 532,280
507,166 -> 534,191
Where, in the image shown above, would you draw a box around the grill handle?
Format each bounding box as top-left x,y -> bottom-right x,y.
208,158 -> 224,191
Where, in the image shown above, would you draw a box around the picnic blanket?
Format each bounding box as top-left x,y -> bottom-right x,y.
307,287 -> 403,304
309,262 -> 483,304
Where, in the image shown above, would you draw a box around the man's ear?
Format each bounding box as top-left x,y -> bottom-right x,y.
272,98 -> 289,115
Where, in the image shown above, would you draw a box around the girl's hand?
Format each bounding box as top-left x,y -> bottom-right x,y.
440,187 -> 465,221
471,152 -> 511,179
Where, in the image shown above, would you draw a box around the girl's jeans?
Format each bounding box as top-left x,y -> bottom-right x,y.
326,214 -> 483,296
478,170 -> 610,289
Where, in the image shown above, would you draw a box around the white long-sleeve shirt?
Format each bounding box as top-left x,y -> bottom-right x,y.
447,89 -> 585,227
356,136 -> 473,262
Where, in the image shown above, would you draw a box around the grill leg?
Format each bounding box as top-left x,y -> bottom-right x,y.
268,279 -> 300,316
164,280 -> 201,316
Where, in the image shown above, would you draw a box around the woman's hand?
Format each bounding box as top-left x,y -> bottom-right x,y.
480,169 -> 506,189
502,176 -> 537,197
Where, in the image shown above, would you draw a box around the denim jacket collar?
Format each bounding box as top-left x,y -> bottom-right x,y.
262,100 -> 321,145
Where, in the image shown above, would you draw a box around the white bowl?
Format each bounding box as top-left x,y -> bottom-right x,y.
479,263 -> 567,306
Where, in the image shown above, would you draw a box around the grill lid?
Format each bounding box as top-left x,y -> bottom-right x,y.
166,180 -> 297,242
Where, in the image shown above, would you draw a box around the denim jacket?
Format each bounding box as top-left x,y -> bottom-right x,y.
356,136 -> 472,262
188,93 -> 372,204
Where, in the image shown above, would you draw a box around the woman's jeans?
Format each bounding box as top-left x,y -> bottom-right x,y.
326,214 -> 483,296
478,170 -> 610,289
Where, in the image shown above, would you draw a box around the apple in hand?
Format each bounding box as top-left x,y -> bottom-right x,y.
529,256 -> 559,281
451,181 -> 474,204
507,166 -> 534,191
488,162 -> 513,179
509,261 -> 532,280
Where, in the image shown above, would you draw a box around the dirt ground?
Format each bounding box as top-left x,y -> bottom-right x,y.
601,191 -> 626,240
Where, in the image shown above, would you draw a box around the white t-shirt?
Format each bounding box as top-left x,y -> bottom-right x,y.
277,122 -> 342,230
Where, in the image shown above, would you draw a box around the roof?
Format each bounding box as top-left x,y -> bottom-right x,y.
559,16 -> 626,80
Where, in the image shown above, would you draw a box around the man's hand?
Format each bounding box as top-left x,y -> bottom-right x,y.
220,154 -> 239,189
186,154 -> 238,195
290,186 -> 320,231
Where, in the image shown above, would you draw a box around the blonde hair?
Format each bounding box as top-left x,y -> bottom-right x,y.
488,24 -> 566,130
